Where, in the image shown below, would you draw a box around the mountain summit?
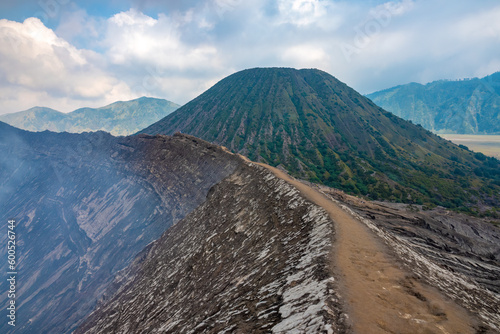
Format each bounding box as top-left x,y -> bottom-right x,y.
143,68 -> 499,210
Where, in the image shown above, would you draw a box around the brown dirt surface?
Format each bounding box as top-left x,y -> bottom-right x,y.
258,162 -> 478,334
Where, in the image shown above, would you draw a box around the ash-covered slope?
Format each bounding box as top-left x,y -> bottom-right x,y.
76,162 -> 347,333
142,68 -> 500,210
0,122 -> 242,333
75,156 -> 500,333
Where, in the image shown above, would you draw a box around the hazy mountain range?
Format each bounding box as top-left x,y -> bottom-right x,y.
367,72 -> 500,134
143,68 -> 499,211
0,97 -> 179,136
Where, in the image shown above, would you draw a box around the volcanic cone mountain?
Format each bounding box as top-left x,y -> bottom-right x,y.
142,68 -> 500,210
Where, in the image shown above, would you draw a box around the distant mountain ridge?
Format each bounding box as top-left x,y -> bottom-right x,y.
143,67 -> 500,211
366,72 -> 500,134
0,97 -> 179,135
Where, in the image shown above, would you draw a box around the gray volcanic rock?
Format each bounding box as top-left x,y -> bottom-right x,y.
0,122 -> 242,334
76,163 -> 348,333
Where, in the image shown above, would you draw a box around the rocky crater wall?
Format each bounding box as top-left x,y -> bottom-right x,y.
77,163 -> 348,334
0,123 -> 243,334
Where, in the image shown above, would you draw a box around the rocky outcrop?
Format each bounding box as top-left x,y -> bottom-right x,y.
76,163 -> 348,334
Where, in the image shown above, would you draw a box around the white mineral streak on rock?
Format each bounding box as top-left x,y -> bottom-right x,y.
76,179 -> 144,241
258,170 -> 337,334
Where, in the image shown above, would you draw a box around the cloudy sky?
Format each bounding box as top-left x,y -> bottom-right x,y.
0,0 -> 499,114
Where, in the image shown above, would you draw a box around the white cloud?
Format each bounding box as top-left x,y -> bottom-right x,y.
1,1 -> 500,115
277,0 -> 327,26
281,44 -> 329,69
332,1 -> 500,93
101,9 -> 227,103
111,10 -> 157,27
105,10 -> 220,70
0,18 -> 133,113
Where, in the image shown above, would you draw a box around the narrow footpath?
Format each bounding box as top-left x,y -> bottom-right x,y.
259,162 -> 477,334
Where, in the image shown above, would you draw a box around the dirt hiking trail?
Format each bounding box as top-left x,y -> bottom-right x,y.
257,162 -> 478,334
